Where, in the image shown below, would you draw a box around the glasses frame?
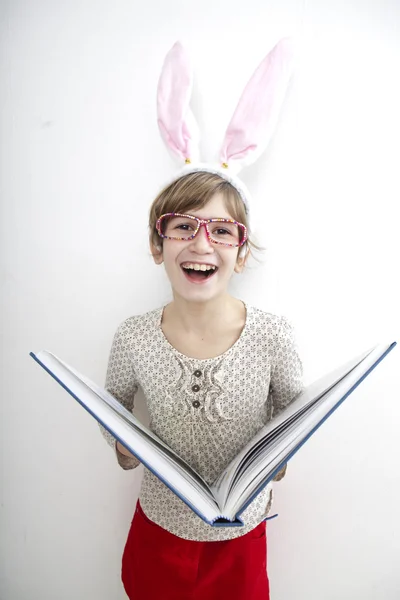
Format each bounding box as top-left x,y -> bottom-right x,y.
156,212 -> 248,248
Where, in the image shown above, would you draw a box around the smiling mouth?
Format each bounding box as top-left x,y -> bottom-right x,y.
181,265 -> 218,283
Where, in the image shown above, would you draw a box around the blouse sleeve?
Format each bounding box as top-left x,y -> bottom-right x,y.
270,315 -> 305,419
99,319 -> 141,470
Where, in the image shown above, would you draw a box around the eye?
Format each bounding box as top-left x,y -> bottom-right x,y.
176,223 -> 195,231
210,224 -> 237,237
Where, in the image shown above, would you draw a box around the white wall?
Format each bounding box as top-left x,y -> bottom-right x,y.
1,1 -> 399,599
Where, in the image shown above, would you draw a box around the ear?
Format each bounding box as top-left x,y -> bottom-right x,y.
219,37 -> 294,174
150,240 -> 164,265
157,41 -> 200,163
234,247 -> 249,273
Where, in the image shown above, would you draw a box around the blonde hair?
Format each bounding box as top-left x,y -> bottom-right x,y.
148,172 -> 264,265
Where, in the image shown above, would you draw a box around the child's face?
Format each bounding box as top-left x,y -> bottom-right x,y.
151,192 -> 247,304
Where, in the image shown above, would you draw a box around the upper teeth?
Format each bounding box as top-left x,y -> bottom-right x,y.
182,263 -> 216,271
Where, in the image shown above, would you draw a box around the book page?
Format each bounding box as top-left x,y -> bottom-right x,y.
211,345 -> 376,508
31,351 -> 224,524
222,342 -> 395,518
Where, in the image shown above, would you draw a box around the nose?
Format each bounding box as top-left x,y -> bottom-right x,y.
189,222 -> 214,252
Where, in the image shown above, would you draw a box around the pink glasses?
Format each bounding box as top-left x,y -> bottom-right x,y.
156,213 -> 248,248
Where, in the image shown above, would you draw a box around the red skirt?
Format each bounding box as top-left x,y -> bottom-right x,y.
121,500 -> 270,600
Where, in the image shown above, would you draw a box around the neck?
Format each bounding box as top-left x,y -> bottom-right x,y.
166,293 -> 243,337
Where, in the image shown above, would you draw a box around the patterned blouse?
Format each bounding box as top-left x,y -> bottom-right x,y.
99,302 -> 304,541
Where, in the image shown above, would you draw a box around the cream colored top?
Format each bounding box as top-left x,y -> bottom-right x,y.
100,302 -> 304,541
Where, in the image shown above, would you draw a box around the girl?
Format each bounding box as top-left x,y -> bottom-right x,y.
100,40 -> 304,600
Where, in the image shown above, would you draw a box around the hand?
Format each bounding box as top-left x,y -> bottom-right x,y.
272,464 -> 287,481
116,440 -> 136,458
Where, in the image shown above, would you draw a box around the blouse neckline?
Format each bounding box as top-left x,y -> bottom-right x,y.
155,301 -> 251,363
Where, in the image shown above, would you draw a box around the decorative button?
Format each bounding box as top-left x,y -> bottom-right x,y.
192,400 -> 201,408
194,370 -> 202,378
192,384 -> 200,392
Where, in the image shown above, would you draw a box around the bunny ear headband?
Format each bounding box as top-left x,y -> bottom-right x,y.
157,38 -> 295,226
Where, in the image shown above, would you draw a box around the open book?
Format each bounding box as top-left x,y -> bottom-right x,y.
30,341 -> 396,527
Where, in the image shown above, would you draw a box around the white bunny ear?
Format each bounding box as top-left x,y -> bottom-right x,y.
157,41 -> 200,164
219,38 -> 295,174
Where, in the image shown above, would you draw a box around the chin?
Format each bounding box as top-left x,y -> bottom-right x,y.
173,282 -> 227,303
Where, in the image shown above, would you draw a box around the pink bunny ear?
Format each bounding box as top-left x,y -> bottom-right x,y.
157,41 -> 200,163
220,38 -> 295,174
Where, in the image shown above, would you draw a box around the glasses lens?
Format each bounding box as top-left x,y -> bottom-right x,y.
208,220 -> 244,245
160,215 -> 199,239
